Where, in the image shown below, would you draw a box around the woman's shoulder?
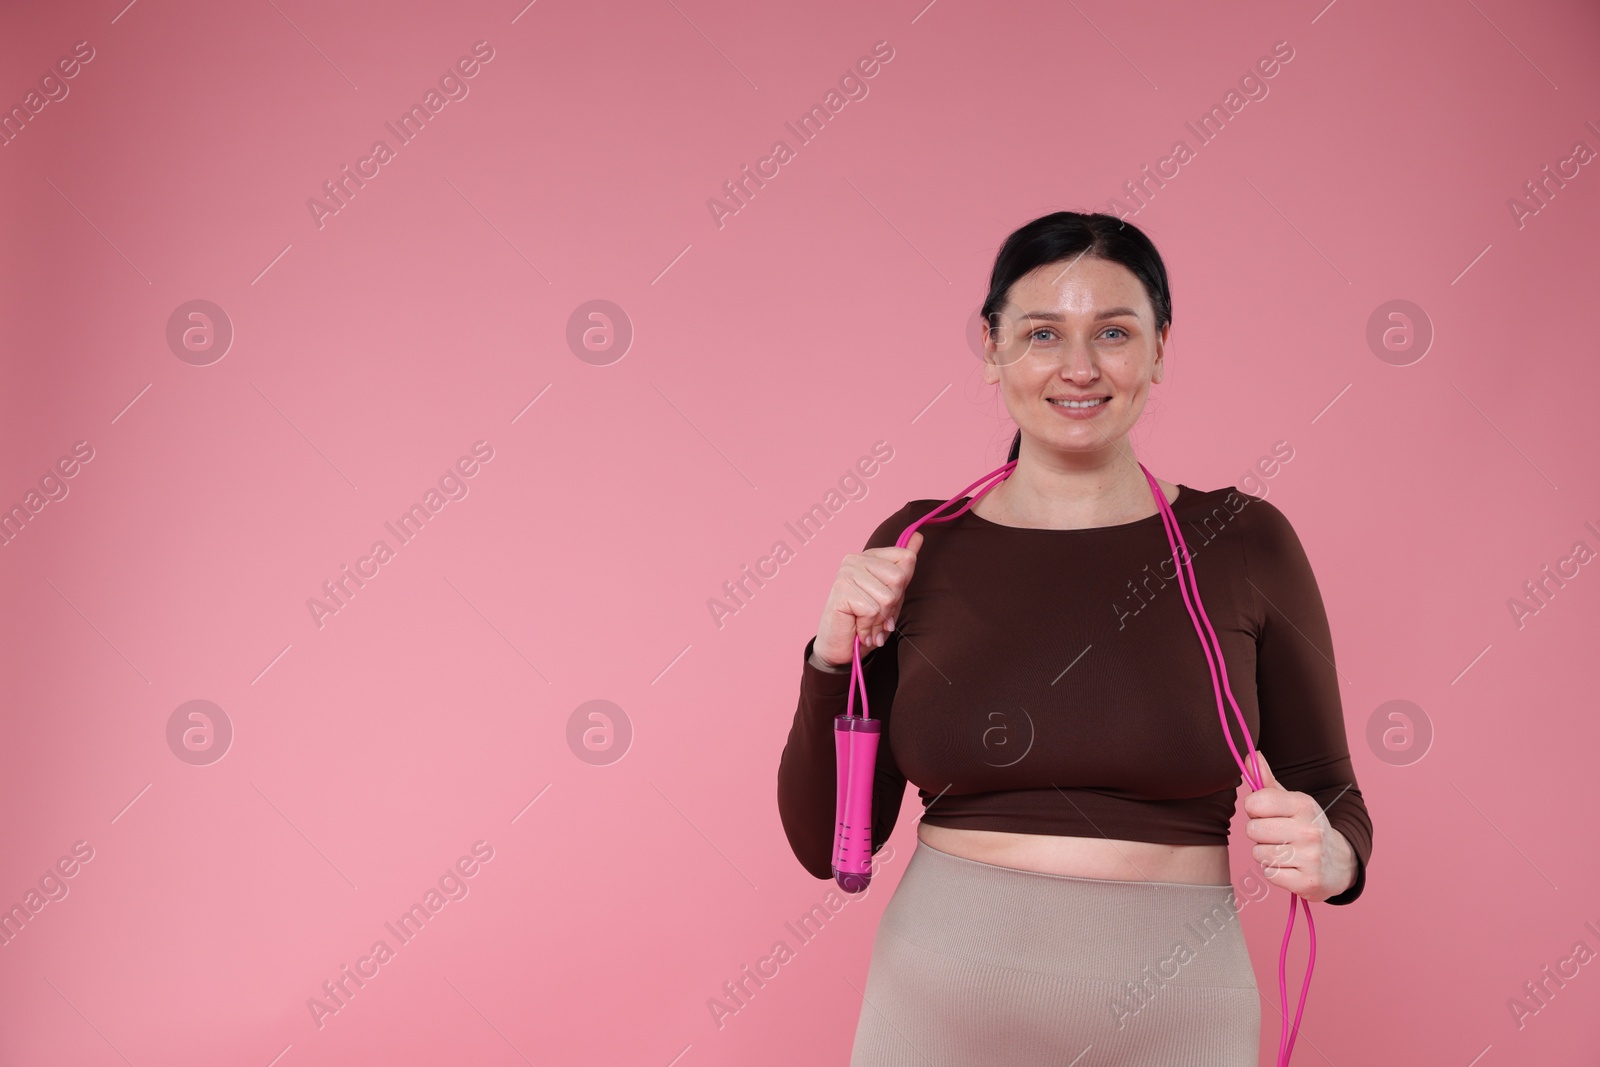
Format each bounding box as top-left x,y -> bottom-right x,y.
863,499 -> 951,551
1166,485 -> 1307,559
1177,484 -> 1290,525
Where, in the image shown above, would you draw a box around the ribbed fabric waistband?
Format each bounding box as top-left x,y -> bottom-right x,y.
880,839 -> 1255,989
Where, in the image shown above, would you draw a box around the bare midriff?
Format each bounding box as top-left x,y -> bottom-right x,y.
917,822 -> 1231,886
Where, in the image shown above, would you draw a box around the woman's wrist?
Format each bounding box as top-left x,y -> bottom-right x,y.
1323,826 -> 1358,898
808,647 -> 852,673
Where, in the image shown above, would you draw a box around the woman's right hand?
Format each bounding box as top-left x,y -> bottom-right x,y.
812,531 -> 924,668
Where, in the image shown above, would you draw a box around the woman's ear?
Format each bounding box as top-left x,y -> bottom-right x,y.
981,329 -> 1001,385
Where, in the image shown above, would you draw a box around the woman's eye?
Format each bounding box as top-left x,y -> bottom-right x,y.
1026,326 -> 1128,342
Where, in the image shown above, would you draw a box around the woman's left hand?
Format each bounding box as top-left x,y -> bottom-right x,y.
1241,750 -> 1357,902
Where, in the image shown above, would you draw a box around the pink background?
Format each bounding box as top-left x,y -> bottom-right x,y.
3,0 -> 1598,1063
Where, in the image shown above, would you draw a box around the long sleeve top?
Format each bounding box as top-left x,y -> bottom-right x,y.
777,484 -> 1373,905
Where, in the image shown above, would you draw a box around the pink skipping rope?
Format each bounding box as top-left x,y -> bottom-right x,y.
832,458 -> 1316,1066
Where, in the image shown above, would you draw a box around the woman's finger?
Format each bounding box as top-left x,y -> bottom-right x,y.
833,588 -> 888,648
854,550 -> 919,605
843,566 -> 899,613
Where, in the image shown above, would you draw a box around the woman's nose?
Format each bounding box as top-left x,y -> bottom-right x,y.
1052,341 -> 1097,377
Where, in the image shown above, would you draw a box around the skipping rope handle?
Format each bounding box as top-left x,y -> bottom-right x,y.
831,714 -> 881,892
832,630 -> 881,891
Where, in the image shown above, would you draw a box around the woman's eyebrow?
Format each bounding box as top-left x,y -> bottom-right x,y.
1019,306 -> 1139,321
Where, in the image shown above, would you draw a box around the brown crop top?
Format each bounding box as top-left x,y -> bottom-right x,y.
776,484 -> 1374,905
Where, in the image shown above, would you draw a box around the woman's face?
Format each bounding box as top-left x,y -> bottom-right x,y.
982,255 -> 1168,457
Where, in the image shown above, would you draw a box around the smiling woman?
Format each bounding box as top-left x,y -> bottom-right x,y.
778,211 -> 1372,1066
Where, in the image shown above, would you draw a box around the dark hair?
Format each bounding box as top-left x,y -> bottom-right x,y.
981,212 -> 1172,462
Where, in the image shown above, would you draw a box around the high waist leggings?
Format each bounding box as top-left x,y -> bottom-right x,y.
849,839 -> 1261,1066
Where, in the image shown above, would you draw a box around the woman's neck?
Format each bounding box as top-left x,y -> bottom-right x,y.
978,453 -> 1165,530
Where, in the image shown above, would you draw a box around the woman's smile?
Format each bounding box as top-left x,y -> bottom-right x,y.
1046,395 -> 1111,418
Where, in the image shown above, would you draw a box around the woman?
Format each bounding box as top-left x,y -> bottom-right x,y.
776,211 -> 1373,1066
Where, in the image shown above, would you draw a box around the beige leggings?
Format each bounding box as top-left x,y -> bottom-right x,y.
849,839 -> 1261,1066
